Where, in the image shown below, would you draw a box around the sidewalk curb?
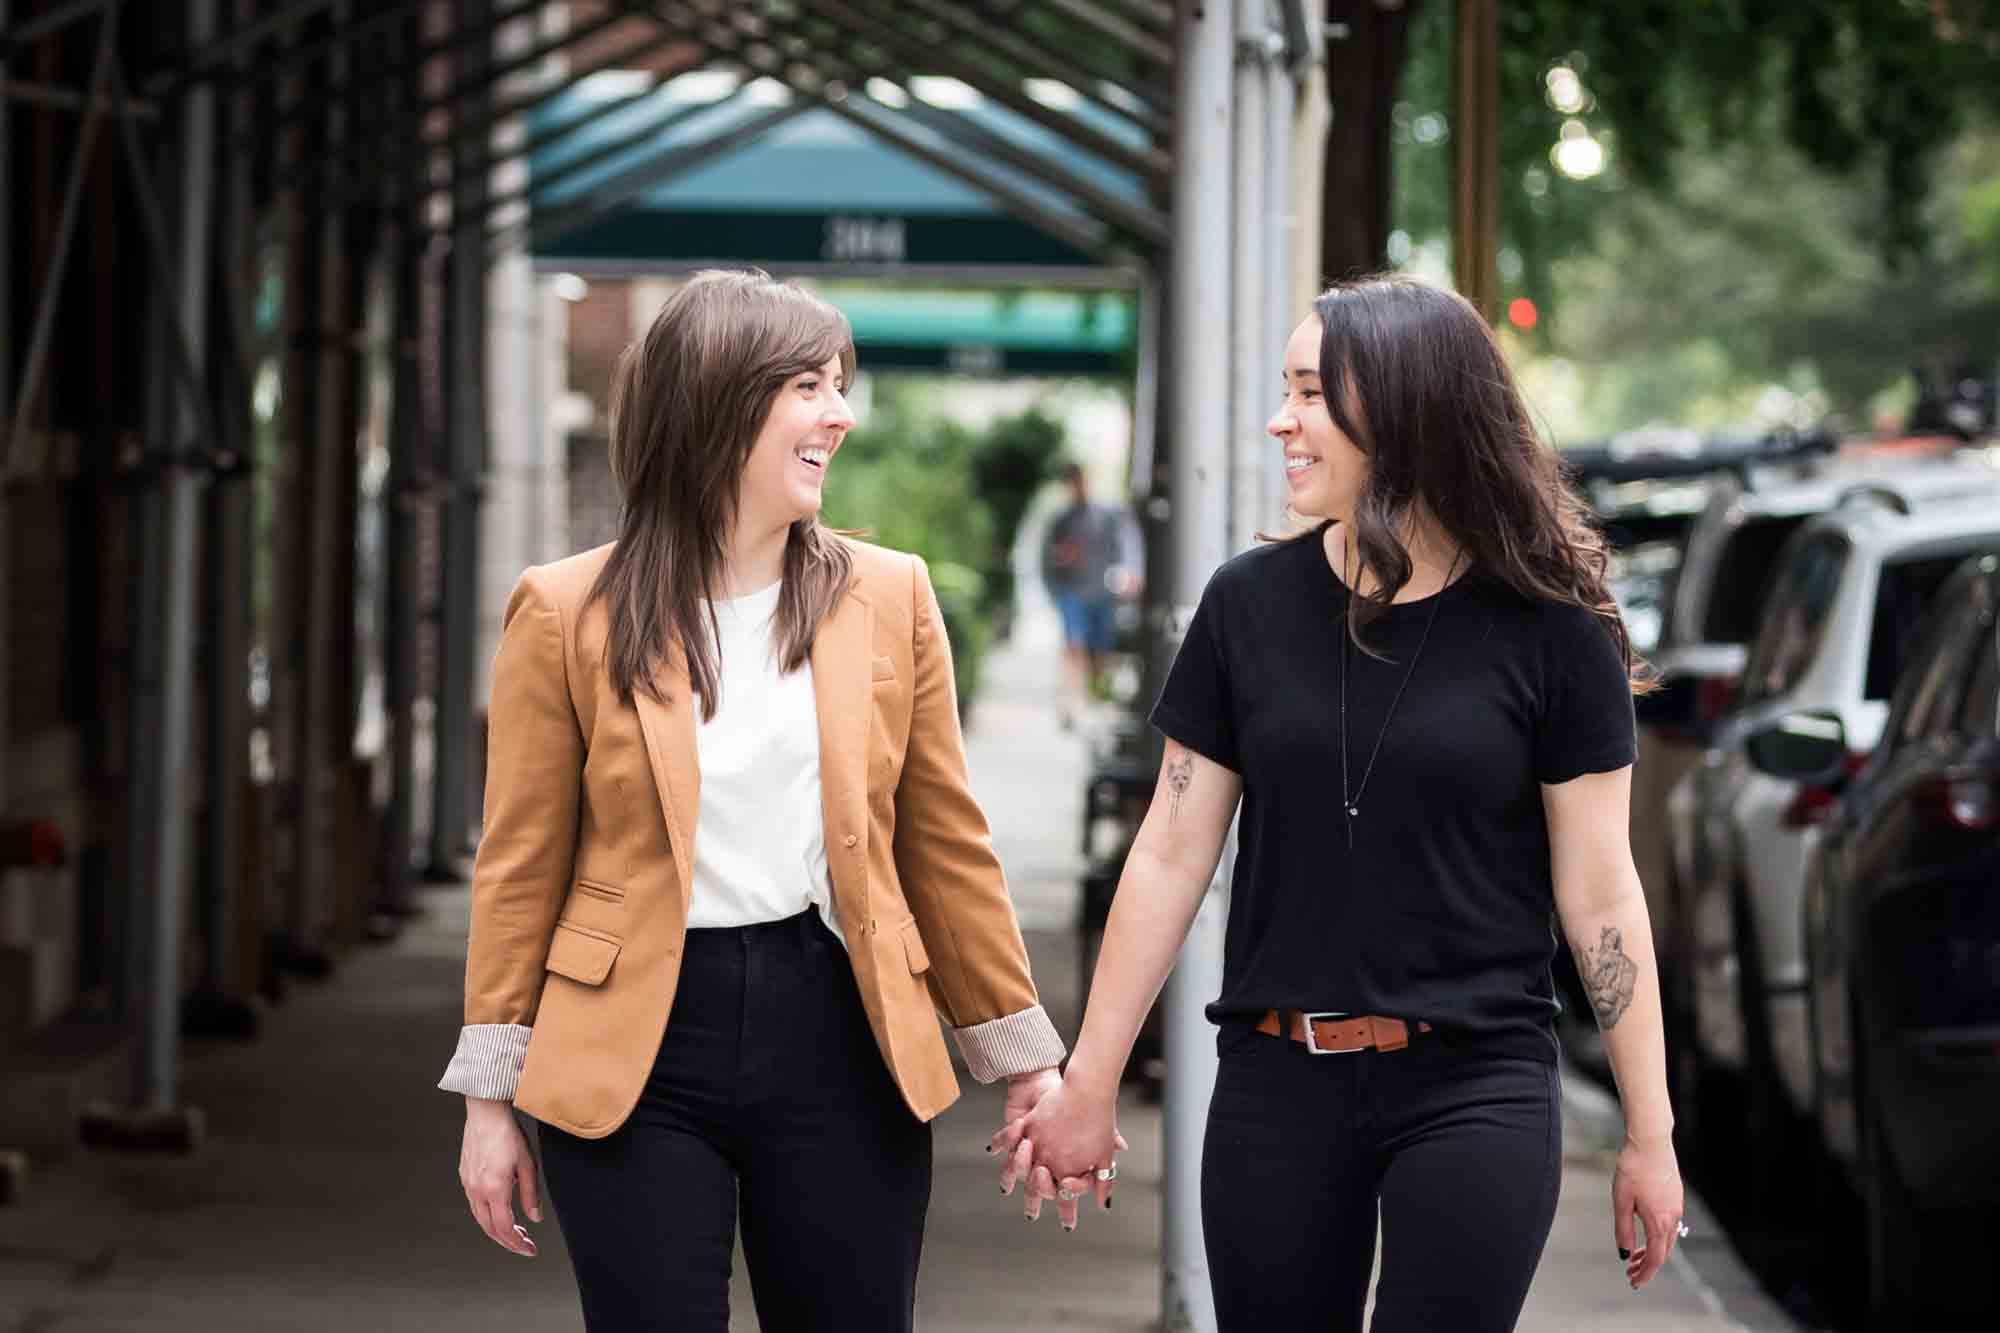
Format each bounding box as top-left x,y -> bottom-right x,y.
1558,1057 -> 1806,1332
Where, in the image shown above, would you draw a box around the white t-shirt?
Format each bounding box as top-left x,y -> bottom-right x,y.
684,579 -> 845,947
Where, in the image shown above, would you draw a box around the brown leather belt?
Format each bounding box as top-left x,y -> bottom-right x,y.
1255,1009 -> 1434,1054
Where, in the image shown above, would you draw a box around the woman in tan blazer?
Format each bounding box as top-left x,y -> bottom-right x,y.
438,269 -> 1066,1331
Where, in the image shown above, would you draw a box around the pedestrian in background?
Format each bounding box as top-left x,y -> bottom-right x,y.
1041,461 -> 1140,730
999,275 -> 1685,1331
440,269 -> 1066,1332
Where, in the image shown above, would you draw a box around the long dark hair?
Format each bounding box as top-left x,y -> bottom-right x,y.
586,269 -> 857,719
1310,275 -> 1649,692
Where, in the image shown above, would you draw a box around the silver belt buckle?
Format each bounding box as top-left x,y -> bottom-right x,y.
1300,1011 -> 1362,1055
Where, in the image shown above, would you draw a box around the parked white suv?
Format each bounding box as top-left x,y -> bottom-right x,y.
1676,479 -> 2000,1193
1643,452 -> 2000,1041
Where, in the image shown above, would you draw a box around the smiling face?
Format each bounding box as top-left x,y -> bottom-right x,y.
1269,315 -> 1369,522
734,353 -> 855,537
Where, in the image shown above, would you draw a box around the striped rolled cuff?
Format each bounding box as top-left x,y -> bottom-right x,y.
953,1004 -> 1066,1084
437,1024 -> 533,1101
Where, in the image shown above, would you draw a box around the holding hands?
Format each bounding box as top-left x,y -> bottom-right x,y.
990,1066 -> 1126,1231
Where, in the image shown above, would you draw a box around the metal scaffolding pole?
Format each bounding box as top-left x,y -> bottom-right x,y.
427,0 -> 492,874
1228,0 -> 1270,552
1263,10 -> 1300,528
187,0 -> 262,1041
98,0 -> 218,1146
1160,1 -> 1233,1329
374,12 -> 427,924
1,0 -> 11,888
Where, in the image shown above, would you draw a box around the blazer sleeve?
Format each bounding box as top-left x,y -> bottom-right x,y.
892,555 -> 1066,1083
437,568 -> 583,1101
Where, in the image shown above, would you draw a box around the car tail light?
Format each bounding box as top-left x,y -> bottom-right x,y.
1780,751 -> 1871,828
1697,674 -> 1740,728
1914,776 -> 1998,832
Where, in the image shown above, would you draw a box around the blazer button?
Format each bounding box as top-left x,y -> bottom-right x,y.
843,834 -> 858,848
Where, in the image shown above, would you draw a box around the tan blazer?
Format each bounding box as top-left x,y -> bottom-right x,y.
444,537 -> 1063,1139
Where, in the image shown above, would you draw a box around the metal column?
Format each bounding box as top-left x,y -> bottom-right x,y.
427,0 -> 491,874
106,0 -> 218,1141
188,0 -> 260,1040
1160,1 -> 1234,1329
374,7 -> 428,925
1228,0 -> 1270,552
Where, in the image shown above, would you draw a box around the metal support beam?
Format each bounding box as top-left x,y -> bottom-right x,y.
144,0 -> 345,93
4,4 -> 119,480
145,0 -> 416,98
231,0 -> 551,165
513,98 -> 805,253
271,0 -> 630,192
119,0 -> 218,1128
376,225 -> 425,921
0,0 -> 106,48
1229,0 -> 1271,551
893,97 -> 1169,246
0,77 -> 157,116
1,0 -> 12,942
334,26 -> 689,220
688,0 -> 1168,241
466,76 -> 753,237
652,2 -> 1141,263
849,0 -> 1169,125
1263,9 -> 1298,526
428,0 -> 493,874
1160,2 -> 1232,1329
1034,0 -> 1176,68
787,0 -> 1171,183
191,9 -> 260,1038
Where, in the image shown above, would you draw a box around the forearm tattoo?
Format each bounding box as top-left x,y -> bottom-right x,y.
1166,752 -> 1193,821
1580,925 -> 1638,1031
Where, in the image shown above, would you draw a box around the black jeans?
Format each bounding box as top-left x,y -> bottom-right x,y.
1202,1022 -> 1561,1333
537,910 -> 932,1332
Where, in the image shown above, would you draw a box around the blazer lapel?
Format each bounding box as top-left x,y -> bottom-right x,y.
811,586 -> 873,932
632,650 -> 701,916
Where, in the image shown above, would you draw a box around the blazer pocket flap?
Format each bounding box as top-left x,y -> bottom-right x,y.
900,919 -> 931,974
871,654 -> 898,683
546,923 -> 621,986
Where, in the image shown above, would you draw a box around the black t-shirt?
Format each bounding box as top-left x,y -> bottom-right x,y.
1149,526 -> 1636,1063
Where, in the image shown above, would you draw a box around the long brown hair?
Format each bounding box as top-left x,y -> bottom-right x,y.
1308,275 -> 1650,693
586,269 -> 857,719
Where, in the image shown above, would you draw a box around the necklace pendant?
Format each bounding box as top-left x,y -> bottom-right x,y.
1346,804 -> 1359,818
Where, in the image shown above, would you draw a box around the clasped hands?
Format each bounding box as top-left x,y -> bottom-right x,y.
990,1067 -> 1126,1232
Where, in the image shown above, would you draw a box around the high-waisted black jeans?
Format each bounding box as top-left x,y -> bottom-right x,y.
536,909 -> 931,1332
1202,1022 -> 1562,1333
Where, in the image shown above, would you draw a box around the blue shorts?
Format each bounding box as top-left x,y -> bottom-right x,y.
1054,592 -> 1117,654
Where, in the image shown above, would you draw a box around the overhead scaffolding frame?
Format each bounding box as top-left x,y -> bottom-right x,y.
2,2 -> 1322,1321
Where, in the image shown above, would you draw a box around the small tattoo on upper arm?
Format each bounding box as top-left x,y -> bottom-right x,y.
1166,752 -> 1194,821
1580,925 -> 1638,1031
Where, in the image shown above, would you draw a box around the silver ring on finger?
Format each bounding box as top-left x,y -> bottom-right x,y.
1057,1186 -> 1077,1202
1094,1164 -> 1118,1182
1676,1220 -> 1690,1239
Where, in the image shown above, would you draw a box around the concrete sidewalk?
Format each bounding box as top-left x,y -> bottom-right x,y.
0,612 -> 1797,1332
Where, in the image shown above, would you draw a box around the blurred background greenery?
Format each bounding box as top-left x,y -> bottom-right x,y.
821,380 -> 1071,717
1381,0 -> 2000,440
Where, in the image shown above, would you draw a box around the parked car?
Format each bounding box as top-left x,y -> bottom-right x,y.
1645,454 -> 2000,1034
1789,553 -> 2000,1323
1674,484 -> 2000,1207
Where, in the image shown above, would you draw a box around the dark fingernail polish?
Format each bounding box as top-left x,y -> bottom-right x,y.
1617,1247 -> 1630,1260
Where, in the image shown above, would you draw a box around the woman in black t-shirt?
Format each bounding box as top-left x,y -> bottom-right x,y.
993,277 -> 1684,1331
